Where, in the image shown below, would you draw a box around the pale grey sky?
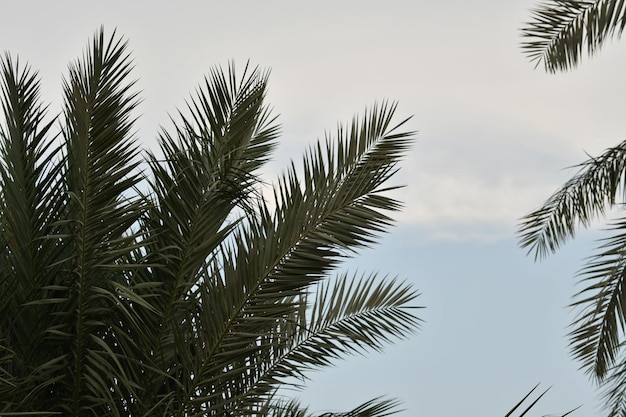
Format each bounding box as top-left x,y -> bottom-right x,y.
3,1 -> 623,415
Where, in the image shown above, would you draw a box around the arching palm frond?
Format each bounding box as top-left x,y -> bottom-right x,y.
521,0 -> 626,72
519,139 -> 626,261
268,273 -> 420,382
260,397 -> 402,417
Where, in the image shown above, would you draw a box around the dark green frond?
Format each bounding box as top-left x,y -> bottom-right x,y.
53,27 -> 144,415
0,53 -> 66,411
170,103 -> 414,414
597,354 -> 626,417
568,216 -> 626,380
328,397 -> 403,417
269,273 -> 421,381
521,0 -> 626,72
518,139 -> 626,260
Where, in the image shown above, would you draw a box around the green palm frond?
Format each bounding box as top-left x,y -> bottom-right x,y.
521,0 -> 626,72
273,273 -> 420,379
131,63 -> 280,415
261,397 -> 402,417
48,27 -> 144,415
519,139 -> 626,260
0,53 -> 67,410
210,273 -> 420,412
568,217 -> 626,380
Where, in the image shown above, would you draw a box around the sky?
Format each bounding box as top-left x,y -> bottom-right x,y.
3,1 -> 626,415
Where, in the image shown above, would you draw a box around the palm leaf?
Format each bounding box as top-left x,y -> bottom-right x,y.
271,273 -> 420,381
568,217 -> 626,380
521,0 -> 626,72
0,53 -> 67,411
49,27 -> 143,415
504,384 -> 580,417
518,139 -> 626,260
517,139 -> 626,385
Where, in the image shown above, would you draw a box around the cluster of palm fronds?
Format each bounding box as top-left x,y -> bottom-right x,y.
0,28 -> 421,417
520,1 -> 626,416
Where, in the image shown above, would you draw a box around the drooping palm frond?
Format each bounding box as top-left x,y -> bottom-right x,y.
518,139 -> 626,261
212,273 -> 420,414
521,0 -> 626,72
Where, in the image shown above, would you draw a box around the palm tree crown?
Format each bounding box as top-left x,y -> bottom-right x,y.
0,28 -> 421,417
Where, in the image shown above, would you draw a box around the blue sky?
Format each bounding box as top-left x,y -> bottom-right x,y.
3,0 -> 625,415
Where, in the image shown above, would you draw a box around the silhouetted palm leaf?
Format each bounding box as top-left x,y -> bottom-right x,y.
521,0 -> 626,72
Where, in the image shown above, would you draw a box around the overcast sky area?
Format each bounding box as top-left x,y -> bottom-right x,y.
5,1 -> 626,415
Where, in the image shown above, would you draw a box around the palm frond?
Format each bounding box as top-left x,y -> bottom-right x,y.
204,272 -> 420,413
261,397 -> 403,417
595,351 -> 626,416
269,273 -> 421,382
50,27 -> 144,415
518,139 -> 626,260
521,0 -> 626,72
504,384 -> 580,417
567,215 -> 626,381
0,53 -> 66,410
129,62 -> 279,416
321,397 -> 403,417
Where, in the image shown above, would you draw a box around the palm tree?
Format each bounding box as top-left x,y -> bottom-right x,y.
520,2 -> 626,415
0,28 -> 421,417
